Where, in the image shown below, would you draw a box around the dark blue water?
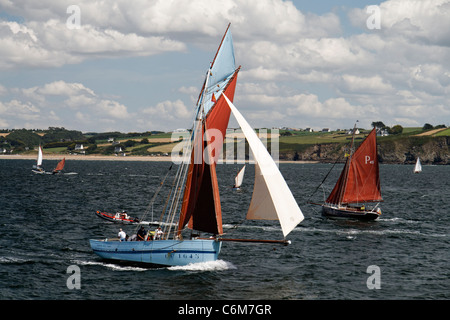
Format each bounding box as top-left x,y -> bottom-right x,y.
0,159 -> 448,300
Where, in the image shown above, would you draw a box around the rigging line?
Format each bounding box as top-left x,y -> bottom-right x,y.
165,182 -> 185,239
133,163 -> 174,234
159,119 -> 198,237
163,160 -> 187,237
225,217 -> 248,236
165,128 -> 201,239
158,161 -> 185,230
338,121 -> 359,205
165,167 -> 189,239
164,127 -> 197,238
158,168 -> 178,224
306,157 -> 340,204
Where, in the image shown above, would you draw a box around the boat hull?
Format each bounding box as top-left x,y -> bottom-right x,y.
322,205 -> 380,221
89,239 -> 222,267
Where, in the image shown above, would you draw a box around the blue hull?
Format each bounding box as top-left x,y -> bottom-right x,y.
89,239 -> 222,267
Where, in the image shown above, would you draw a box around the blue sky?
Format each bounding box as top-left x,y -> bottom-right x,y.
1,0 -> 450,132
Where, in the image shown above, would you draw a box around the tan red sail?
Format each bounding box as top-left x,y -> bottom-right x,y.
326,128 -> 382,205
54,158 -> 65,172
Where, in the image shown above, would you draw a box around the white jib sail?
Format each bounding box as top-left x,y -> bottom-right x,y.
223,94 -> 304,237
234,165 -> 245,188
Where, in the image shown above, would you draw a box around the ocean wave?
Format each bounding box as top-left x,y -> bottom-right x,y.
378,217 -> 420,224
294,226 -> 447,238
168,259 -> 236,272
0,256 -> 33,264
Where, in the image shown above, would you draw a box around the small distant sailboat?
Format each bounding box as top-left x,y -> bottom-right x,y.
233,165 -> 245,190
52,158 -> 65,174
319,127 -> 383,220
32,145 -> 45,174
89,24 -> 304,267
414,157 -> 422,173
32,146 -> 69,175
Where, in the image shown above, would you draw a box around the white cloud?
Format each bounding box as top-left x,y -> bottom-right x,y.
38,80 -> 95,97
349,0 -> 450,46
178,86 -> 198,95
0,99 -> 40,122
143,99 -> 191,120
0,80 -> 134,131
340,74 -> 394,94
141,99 -> 193,131
0,16 -> 185,69
0,0 -> 340,71
97,100 -> 130,119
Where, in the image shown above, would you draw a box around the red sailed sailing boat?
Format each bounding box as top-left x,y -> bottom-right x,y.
52,158 -> 65,174
322,128 -> 383,220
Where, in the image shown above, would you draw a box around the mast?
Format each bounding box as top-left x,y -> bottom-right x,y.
337,122 -> 358,205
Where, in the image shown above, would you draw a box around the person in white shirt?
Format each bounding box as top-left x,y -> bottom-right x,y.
118,228 -> 126,241
155,227 -> 163,240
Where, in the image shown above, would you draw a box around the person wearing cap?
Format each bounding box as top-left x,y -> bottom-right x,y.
137,226 -> 146,241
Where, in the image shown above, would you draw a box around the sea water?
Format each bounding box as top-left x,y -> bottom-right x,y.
0,159 -> 448,300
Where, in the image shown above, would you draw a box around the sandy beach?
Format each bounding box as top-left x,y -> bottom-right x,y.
0,154 -> 172,161
0,154 -> 316,164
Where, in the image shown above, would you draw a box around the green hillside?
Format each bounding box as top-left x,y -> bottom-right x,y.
1,125 -> 449,164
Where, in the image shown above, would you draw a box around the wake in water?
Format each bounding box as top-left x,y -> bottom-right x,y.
74,260 -> 150,272
168,260 -> 236,271
73,259 -> 236,272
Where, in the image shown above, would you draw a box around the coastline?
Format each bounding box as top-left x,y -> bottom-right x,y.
0,154 -> 317,164
0,154 -> 172,162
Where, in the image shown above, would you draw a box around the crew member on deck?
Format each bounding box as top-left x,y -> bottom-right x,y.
155,227 -> 163,240
118,228 -> 126,241
137,226 -> 146,241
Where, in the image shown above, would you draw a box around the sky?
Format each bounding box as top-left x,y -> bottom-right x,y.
1,0 -> 450,133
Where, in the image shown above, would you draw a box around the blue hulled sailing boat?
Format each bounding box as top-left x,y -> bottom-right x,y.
90,25 -> 304,267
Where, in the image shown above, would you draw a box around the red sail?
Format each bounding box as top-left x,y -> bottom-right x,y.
177,70 -> 239,236
54,158 -> 65,172
326,129 -> 382,204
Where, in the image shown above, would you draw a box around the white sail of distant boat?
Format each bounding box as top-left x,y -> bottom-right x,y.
32,145 -> 45,174
224,94 -> 304,238
37,145 -> 43,166
233,165 -> 245,189
414,157 -> 422,173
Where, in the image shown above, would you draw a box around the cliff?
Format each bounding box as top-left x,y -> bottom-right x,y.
280,135 -> 450,165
